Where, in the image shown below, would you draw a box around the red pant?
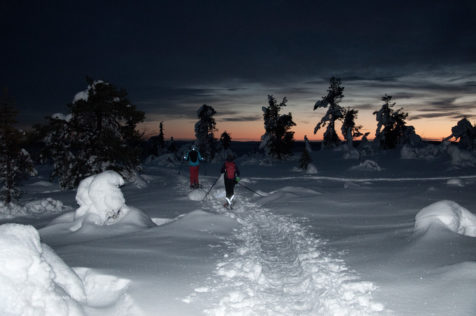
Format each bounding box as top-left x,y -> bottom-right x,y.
189,166 -> 199,186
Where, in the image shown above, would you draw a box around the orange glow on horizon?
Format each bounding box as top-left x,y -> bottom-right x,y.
139,114 -> 456,142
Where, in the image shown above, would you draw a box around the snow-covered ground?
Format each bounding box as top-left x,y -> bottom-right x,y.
2,145 -> 476,315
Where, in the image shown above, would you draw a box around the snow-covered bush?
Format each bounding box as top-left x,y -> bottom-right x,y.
447,145 -> 476,168
414,200 -> 476,237
71,170 -> 155,230
400,144 -> 441,160
0,198 -> 70,220
349,160 -> 382,171
444,118 -> 476,150
446,178 -> 464,187
305,163 -> 318,174
144,153 -> 178,168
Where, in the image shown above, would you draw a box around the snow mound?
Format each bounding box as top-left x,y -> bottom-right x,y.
144,153 -> 178,168
188,189 -> 206,201
306,163 -> 318,174
414,200 -> 476,237
343,147 -> 360,160
51,112 -> 72,122
447,178 -> 464,187
350,160 -> 382,171
70,171 -> 155,230
0,224 -> 137,316
447,145 -> 476,168
401,144 -> 440,160
0,198 -> 71,219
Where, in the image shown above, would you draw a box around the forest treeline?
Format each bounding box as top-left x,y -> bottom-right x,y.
1,77 -> 476,202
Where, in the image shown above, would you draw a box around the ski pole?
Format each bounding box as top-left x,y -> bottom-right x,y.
237,182 -> 265,197
202,174 -> 221,201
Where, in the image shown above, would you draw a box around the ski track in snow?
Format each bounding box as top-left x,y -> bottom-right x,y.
186,177 -> 387,316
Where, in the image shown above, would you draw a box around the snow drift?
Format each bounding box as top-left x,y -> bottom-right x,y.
0,224 -> 136,316
414,200 -> 476,237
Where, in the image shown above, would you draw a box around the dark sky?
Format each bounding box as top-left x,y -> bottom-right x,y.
2,0 -> 476,139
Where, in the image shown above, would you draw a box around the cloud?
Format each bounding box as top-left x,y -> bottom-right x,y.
220,115 -> 261,122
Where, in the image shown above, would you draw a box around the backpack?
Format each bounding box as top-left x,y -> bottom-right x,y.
189,150 -> 198,163
225,161 -> 236,179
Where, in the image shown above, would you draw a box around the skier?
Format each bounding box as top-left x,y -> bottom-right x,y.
184,146 -> 204,189
220,154 -> 240,208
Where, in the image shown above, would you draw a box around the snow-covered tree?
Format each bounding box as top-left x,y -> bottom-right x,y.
444,118 -> 476,150
313,77 -> 345,149
194,104 -> 217,160
158,121 -> 165,151
149,121 -> 166,156
373,94 -> 416,149
168,137 -> 178,157
341,108 -> 363,148
0,91 -> 36,202
304,135 -> 312,152
260,95 -> 296,159
220,131 -> 232,150
299,144 -> 312,170
39,77 -> 145,189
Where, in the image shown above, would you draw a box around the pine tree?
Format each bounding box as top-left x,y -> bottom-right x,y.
39,77 -> 145,189
194,104 -> 217,160
0,90 -> 36,203
341,108 -> 363,147
313,77 -> 345,148
260,95 -> 296,159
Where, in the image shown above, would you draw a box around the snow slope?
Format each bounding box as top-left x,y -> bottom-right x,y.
2,146 -> 476,315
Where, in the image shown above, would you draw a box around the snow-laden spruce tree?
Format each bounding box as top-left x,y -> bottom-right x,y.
444,118 -> 476,150
260,95 -> 296,159
0,92 -> 36,203
194,104 -> 217,160
39,77 -> 145,189
373,94 -> 420,149
158,121 -> 165,153
313,77 -> 345,149
220,131 -> 231,150
299,144 -> 312,170
215,131 -> 234,161
341,108 -> 363,148
304,135 -> 312,152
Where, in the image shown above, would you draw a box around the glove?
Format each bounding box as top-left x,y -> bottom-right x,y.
235,177 -> 240,183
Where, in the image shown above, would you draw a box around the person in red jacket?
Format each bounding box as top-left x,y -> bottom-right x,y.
220,154 -> 240,208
